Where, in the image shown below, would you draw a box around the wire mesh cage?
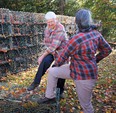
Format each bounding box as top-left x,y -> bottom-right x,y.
0,64 -> 10,77
0,8 -> 76,76
0,37 -> 10,51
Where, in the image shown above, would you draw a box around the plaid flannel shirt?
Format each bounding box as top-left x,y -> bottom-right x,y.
44,22 -> 68,61
54,30 -> 112,80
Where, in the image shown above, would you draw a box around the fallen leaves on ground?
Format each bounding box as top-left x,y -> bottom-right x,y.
0,50 -> 116,113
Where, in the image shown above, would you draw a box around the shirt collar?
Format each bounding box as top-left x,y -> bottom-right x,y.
47,21 -> 59,32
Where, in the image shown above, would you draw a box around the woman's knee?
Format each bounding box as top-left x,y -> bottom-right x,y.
48,68 -> 55,75
43,56 -> 53,64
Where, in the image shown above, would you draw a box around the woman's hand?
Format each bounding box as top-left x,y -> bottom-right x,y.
45,68 -> 50,74
38,51 -> 49,65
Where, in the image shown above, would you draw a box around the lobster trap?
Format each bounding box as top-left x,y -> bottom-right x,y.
0,8 -> 76,77
0,9 -> 46,77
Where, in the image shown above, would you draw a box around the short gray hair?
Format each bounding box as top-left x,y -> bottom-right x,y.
75,9 -> 93,30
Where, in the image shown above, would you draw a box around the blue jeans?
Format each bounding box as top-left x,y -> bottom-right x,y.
33,54 -> 65,94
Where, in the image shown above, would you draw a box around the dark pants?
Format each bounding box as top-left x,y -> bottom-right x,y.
34,54 -> 65,94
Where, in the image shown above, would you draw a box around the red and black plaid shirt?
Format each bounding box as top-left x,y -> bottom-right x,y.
54,30 -> 112,80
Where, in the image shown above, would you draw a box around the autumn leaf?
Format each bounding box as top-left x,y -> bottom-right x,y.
0,50 -> 115,113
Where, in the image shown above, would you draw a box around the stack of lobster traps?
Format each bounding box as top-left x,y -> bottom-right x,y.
0,8 -> 76,77
0,8 -> 47,77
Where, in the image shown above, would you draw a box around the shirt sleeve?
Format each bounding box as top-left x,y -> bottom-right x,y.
96,35 -> 112,63
54,36 -> 77,66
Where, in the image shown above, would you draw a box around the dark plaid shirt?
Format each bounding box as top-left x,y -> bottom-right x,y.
54,30 -> 112,80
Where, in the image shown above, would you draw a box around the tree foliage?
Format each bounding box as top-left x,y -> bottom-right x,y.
0,0 -> 115,41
